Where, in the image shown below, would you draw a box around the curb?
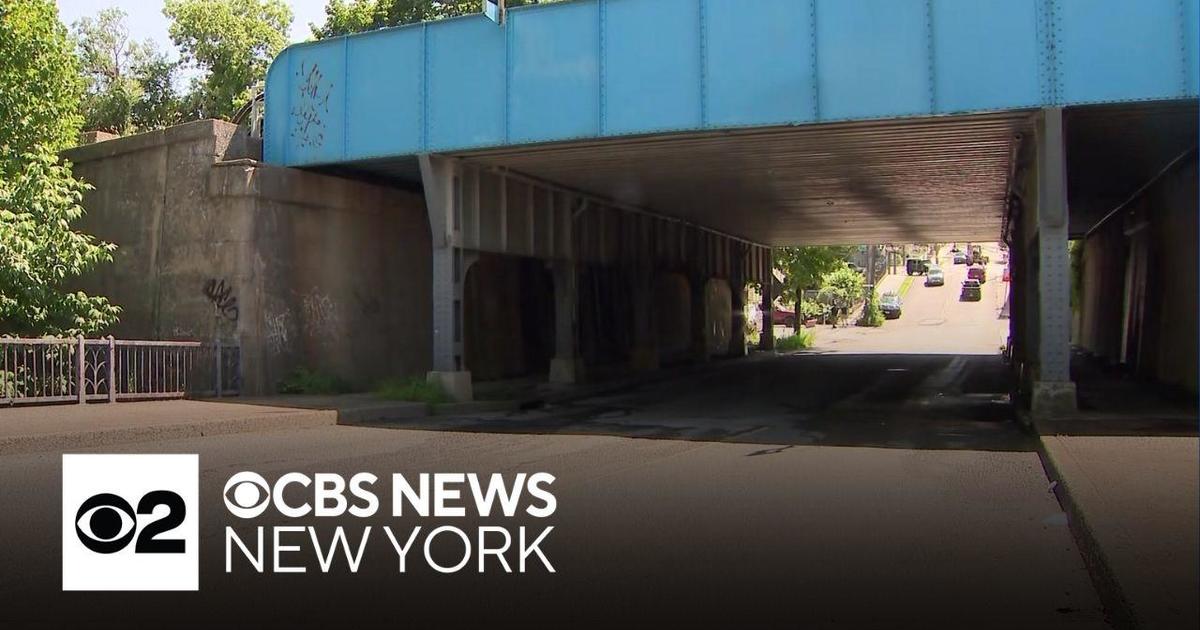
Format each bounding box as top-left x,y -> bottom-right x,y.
0,409 -> 337,456
336,400 -> 521,425
1035,435 -> 1137,630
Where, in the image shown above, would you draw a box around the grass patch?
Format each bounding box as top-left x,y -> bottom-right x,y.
898,275 -> 915,297
776,327 -> 816,351
375,376 -> 450,404
276,367 -> 352,395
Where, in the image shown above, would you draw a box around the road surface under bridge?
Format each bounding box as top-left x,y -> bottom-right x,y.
261,0 -> 1199,416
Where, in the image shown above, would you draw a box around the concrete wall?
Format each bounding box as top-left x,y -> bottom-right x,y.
655,273 -> 692,362
64,120 -> 432,394
1075,154 -> 1197,393
462,254 -> 554,381
705,279 -> 732,357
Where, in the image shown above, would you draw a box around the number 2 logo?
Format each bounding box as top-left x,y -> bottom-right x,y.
75,491 -> 187,554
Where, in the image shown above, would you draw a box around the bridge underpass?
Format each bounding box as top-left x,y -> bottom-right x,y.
262,0 -> 1199,418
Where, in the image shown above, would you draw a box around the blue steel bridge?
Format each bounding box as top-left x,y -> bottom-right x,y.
261,0 -> 1197,412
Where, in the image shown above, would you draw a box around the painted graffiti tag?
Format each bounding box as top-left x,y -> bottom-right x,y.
290,61 -> 333,150
203,279 -> 239,321
265,309 -> 294,355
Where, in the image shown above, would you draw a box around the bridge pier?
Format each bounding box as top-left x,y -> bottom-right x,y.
420,155 -> 769,395
1022,108 -> 1077,417
420,155 -> 473,401
629,268 -> 660,372
759,250 -> 775,351
727,243 -> 748,358
549,262 -> 585,384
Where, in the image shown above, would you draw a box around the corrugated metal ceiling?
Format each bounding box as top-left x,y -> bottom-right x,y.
452,112 -> 1034,246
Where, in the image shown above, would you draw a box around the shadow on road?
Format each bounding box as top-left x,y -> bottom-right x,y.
357,353 -> 1037,453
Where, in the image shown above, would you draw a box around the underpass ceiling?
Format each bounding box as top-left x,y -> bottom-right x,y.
1066,100 -> 1199,236
452,112 -> 1034,246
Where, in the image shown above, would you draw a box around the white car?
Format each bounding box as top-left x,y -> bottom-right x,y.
925,267 -> 945,286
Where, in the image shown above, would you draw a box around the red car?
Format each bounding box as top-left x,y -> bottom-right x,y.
771,307 -> 796,327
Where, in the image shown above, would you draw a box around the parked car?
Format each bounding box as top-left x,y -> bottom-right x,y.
1003,266 -> 1011,282
772,306 -> 796,327
960,279 -> 982,301
967,264 -> 987,283
879,292 -> 902,319
905,258 -> 929,275
953,251 -> 968,265
925,266 -> 945,286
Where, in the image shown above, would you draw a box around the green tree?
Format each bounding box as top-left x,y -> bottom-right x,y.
0,0 -> 81,154
312,0 -> 557,38
0,0 -> 120,335
72,8 -> 181,134
776,245 -> 852,329
129,50 -> 183,130
816,266 -> 863,328
72,8 -> 141,134
165,0 -> 292,120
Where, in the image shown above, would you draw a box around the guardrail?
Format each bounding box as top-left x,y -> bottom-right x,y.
0,336 -> 239,406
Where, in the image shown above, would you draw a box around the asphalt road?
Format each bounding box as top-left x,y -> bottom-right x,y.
817,247 -> 1010,355
368,248 -> 1021,451
1,245 -> 1110,627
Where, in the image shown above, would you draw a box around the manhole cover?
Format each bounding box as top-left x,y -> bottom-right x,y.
919,318 -> 946,326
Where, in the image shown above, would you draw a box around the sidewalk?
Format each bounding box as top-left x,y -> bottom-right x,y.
0,400 -> 336,455
1041,434 -> 1199,629
874,270 -> 908,295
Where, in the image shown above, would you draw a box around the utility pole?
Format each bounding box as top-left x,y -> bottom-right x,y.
862,243 -> 876,325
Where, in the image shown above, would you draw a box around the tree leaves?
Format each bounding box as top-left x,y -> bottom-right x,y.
775,245 -> 854,304
0,0 -> 120,336
71,8 -> 181,135
312,0 -> 559,38
165,0 -> 292,120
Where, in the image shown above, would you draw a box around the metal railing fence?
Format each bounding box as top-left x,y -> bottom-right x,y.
0,336 -> 239,405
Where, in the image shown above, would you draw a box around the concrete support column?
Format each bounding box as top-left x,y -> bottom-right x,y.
629,269 -> 660,371
420,155 -> 472,401
550,262 -> 584,383
1032,108 -> 1077,416
728,243 -> 747,357
690,272 -> 711,362
759,249 -> 775,351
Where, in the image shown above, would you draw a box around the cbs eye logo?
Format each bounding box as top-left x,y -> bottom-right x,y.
62,454 -> 199,591
223,471 -> 271,518
74,491 -> 186,554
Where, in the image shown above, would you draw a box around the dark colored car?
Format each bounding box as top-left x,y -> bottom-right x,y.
905,258 -> 929,275
967,265 -> 987,283
879,292 -> 902,319
960,279 -> 982,301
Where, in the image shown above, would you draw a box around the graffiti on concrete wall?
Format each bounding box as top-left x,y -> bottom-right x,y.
203,278 -> 239,321
301,290 -> 340,340
265,309 -> 294,355
290,61 -> 333,150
